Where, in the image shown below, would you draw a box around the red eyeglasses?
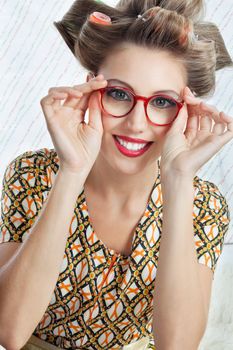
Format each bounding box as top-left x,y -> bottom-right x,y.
95,85 -> 184,126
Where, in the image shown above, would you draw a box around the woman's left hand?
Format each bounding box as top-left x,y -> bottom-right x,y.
160,86 -> 233,181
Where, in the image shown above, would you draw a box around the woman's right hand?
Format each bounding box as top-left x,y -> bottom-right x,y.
40,74 -> 108,175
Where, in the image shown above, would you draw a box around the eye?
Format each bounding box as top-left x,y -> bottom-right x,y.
106,88 -> 132,101
150,96 -> 177,108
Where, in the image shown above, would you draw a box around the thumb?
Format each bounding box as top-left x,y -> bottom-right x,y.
169,103 -> 188,134
88,91 -> 104,133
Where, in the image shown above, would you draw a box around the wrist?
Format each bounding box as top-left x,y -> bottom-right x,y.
57,167 -> 89,182
160,167 -> 194,185
161,173 -> 195,198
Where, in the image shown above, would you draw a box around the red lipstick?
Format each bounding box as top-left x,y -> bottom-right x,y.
114,135 -> 152,144
113,136 -> 153,158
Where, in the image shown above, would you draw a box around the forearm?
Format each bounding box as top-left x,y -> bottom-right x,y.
153,176 -> 206,349
0,169 -> 88,350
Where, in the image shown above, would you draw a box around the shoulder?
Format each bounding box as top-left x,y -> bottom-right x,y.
3,147 -> 60,184
193,175 -> 229,212
6,147 -> 59,170
0,148 -> 60,243
192,175 -> 230,274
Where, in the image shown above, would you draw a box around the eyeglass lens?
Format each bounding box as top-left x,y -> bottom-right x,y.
102,87 -> 179,125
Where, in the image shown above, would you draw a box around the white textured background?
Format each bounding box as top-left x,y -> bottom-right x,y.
0,0 -> 233,240
0,1 -> 233,349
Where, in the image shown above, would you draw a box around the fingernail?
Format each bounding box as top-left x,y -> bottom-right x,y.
186,87 -> 194,96
96,74 -> 104,80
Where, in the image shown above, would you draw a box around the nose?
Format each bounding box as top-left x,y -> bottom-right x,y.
125,100 -> 148,132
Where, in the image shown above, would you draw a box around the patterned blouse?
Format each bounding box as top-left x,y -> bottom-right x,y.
0,148 -> 230,349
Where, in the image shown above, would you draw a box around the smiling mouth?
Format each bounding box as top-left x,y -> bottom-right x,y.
114,135 -> 151,149
113,135 -> 153,157
114,134 -> 153,144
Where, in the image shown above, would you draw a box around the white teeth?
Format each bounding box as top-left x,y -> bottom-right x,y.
116,136 -> 147,151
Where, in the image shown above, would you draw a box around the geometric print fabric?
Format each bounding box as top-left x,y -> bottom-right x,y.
0,148 -> 230,349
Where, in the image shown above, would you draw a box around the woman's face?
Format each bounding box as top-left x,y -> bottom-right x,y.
90,43 -> 188,175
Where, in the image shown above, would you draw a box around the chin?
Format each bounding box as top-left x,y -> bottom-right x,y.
100,149 -> 157,177
98,133 -> 158,172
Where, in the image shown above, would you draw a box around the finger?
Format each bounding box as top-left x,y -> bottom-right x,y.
48,88 -> 83,108
65,79 -> 107,109
73,80 -> 105,113
49,86 -> 82,93
52,92 -> 70,110
199,115 -> 213,132
184,114 -> 198,143
73,78 -> 107,96
47,78 -> 106,108
88,91 -> 103,132
212,120 -> 226,135
40,92 -> 68,119
220,112 -> 233,127
73,90 -> 92,113
199,101 -> 221,121
169,104 -> 188,134
184,93 -> 202,106
218,112 -> 233,143
48,86 -> 83,101
184,94 -> 221,122
62,89 -> 83,108
184,96 -> 205,123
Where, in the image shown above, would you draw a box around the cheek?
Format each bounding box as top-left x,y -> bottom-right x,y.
101,112 -> 124,133
101,110 -> 171,142
152,126 -> 170,141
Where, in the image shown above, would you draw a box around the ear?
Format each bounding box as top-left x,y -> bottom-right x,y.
86,71 -> 95,82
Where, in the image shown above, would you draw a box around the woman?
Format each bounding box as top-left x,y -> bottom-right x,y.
0,0 -> 232,349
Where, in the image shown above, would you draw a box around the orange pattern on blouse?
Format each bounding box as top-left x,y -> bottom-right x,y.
0,148 -> 230,349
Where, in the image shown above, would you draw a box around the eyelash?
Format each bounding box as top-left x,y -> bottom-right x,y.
107,88 -> 176,107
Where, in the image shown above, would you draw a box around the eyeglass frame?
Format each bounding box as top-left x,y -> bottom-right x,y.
96,85 -> 184,126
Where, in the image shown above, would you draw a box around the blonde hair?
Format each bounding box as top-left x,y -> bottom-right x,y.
53,0 -> 232,98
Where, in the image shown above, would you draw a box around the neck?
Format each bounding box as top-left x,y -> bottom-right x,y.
84,153 -> 160,205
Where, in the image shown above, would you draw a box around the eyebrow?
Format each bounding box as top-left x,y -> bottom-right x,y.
106,78 -> 181,99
